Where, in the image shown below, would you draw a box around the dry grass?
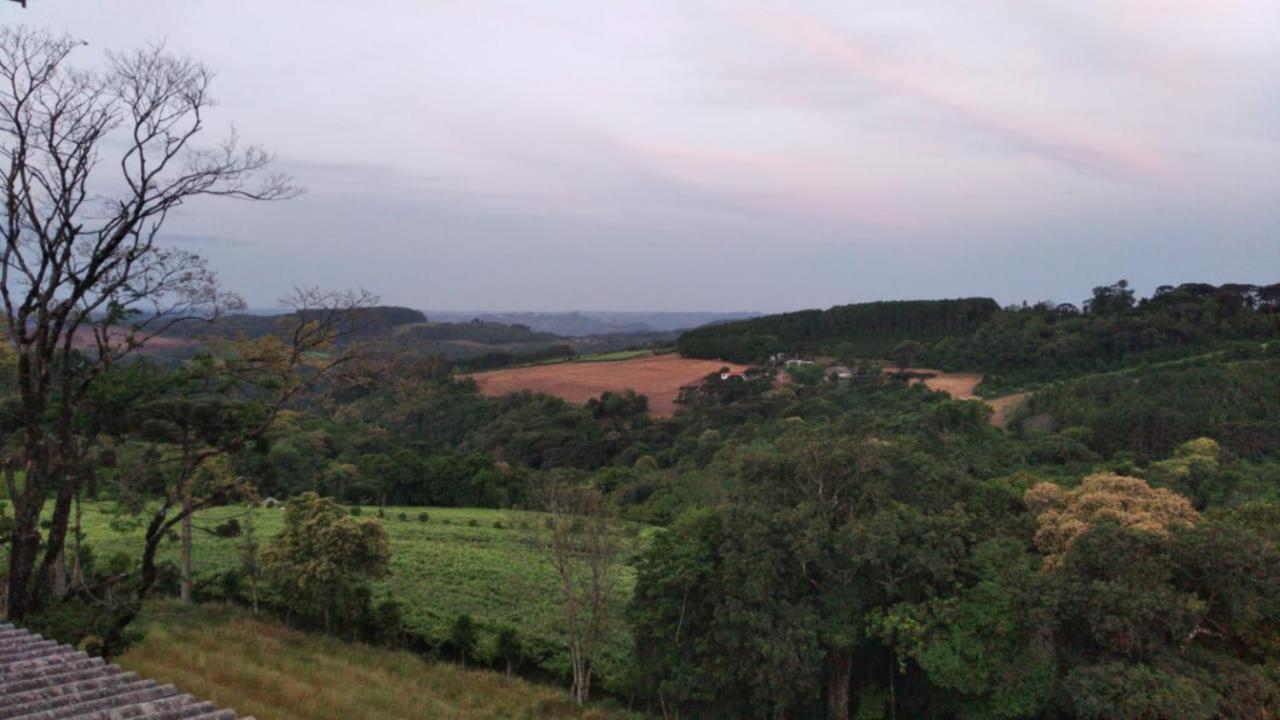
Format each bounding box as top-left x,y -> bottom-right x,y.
119,602 -> 637,720
466,354 -> 747,417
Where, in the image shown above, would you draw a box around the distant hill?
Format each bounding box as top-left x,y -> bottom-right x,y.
425,310 -> 760,336
159,305 -> 428,340
677,298 -> 999,363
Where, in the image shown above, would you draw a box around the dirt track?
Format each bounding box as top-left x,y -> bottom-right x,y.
466,355 -> 748,417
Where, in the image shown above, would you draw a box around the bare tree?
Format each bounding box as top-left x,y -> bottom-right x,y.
528,479 -> 623,705
89,287 -> 375,652
0,27 -> 299,620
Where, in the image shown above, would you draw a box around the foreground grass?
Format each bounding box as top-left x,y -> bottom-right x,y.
120,601 -> 636,720
78,504 -> 648,689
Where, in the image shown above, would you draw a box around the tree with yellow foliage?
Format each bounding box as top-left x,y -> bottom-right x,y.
1025,474 -> 1200,568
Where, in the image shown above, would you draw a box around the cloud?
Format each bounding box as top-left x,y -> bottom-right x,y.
721,3 -> 1177,183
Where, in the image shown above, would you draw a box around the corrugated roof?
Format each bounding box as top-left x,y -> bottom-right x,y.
0,621 -> 252,719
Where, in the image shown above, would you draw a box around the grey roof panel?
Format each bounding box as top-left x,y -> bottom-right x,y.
0,623 -> 252,720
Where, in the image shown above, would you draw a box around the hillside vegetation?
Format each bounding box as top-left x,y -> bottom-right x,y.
677,297 -> 998,362
677,282 -> 1280,396
12,275 -> 1280,720
120,601 -> 635,720
76,504 -> 646,693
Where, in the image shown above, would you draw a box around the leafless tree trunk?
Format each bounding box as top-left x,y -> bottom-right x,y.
528,480 -> 622,706
0,26 -> 299,620
827,648 -> 852,720
180,497 -> 194,603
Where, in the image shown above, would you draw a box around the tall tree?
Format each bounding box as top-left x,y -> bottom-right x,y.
0,27 -> 297,619
528,478 -> 623,705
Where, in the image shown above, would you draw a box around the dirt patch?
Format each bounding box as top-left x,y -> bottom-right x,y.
465,354 -> 748,417
68,326 -> 195,352
895,365 -> 1026,428
987,392 -> 1029,428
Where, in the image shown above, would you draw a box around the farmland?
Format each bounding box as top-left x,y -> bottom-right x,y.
467,353 -> 748,416
77,504 -> 651,692
120,601 -> 636,720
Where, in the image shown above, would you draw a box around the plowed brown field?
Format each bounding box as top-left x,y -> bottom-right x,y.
466,354 -> 748,417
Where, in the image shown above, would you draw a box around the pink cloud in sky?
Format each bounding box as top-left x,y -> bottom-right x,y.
730,4 -> 1178,185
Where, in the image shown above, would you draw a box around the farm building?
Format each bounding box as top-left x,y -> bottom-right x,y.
0,621 -> 251,719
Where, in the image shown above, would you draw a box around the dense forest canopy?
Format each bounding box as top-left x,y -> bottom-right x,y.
677,297 -> 1000,362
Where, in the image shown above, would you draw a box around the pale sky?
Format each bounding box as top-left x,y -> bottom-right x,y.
8,1 -> 1279,312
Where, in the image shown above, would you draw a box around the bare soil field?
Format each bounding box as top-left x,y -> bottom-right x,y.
466,354 -> 747,417
68,325 -> 194,351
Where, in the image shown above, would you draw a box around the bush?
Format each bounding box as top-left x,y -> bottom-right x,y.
350,506 -> 363,516
361,599 -> 405,647
397,512 -> 407,522
467,519 -> 479,528
213,518 -> 242,538
492,521 -> 504,529
495,625 -> 522,675
449,613 -> 478,668
417,512 -> 429,522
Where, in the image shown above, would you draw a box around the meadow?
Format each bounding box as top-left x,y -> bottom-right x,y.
77,503 -> 650,691
120,600 -> 637,720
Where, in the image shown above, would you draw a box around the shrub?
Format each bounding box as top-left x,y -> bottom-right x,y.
397,512 -> 407,522
349,506 -> 363,516
213,518 -> 242,538
495,626 -> 522,675
417,512 -> 429,522
467,519 -> 479,528
361,599 -> 405,648
449,613 -> 478,668
492,521 -> 504,529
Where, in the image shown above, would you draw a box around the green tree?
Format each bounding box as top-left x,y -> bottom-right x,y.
450,613 -> 478,668
263,492 -> 390,632
495,625 -> 522,676
889,339 -> 926,372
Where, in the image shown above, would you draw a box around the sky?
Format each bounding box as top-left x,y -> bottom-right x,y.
7,0 -> 1279,312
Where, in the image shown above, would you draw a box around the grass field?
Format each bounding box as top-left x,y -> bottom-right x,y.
77,504 -> 649,690
466,354 -> 747,416
570,349 -> 663,363
119,600 -> 637,720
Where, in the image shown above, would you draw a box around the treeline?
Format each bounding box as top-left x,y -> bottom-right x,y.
159,305 -> 427,341
677,298 -> 1000,363
452,344 -> 577,372
926,281 -> 1280,391
398,319 -> 562,344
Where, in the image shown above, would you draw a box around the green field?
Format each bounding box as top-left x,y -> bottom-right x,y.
523,348 -> 671,367
78,503 -> 650,691
572,349 -> 665,363
120,600 -> 637,720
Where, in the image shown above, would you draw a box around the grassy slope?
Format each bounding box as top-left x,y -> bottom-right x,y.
120,601 -> 635,720
79,505 -> 648,687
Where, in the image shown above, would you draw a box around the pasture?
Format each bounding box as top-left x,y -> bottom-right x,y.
467,353 -> 748,416
77,504 -> 650,691
120,601 -> 636,720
